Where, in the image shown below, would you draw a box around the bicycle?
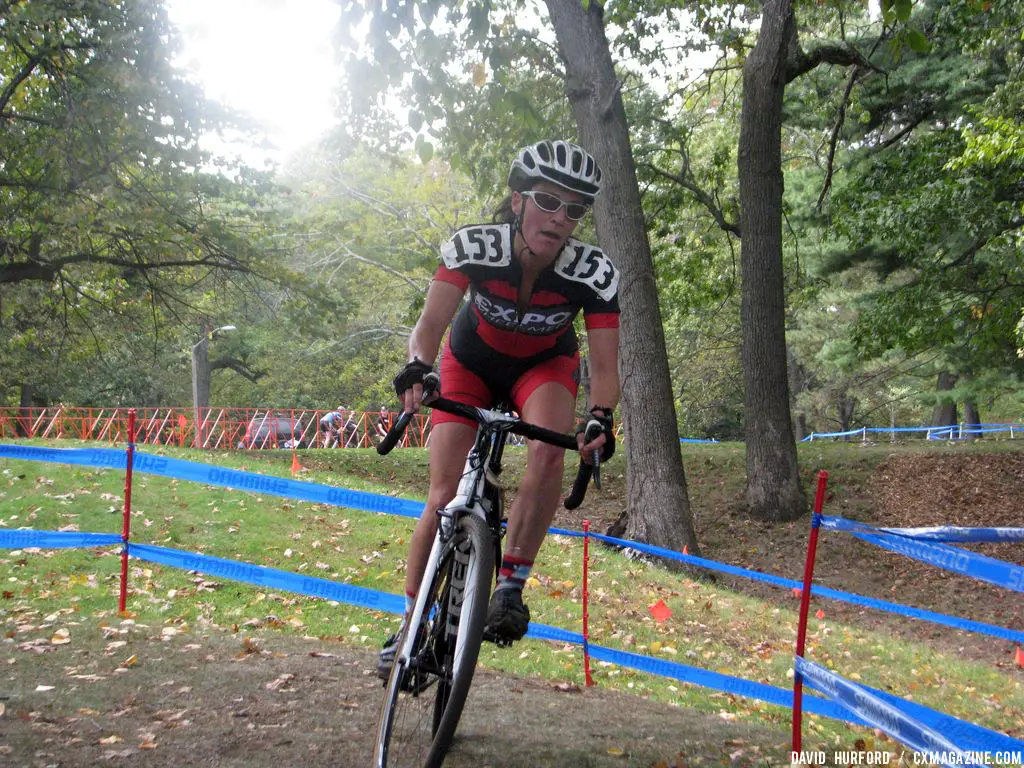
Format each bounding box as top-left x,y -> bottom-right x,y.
372,373 -> 600,768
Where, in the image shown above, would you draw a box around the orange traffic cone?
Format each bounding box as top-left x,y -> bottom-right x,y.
682,545 -> 690,556
291,452 -> 303,475
1015,647 -> 1024,669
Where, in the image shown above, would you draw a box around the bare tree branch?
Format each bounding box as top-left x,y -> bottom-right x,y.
785,41 -> 883,83
644,162 -> 741,237
211,356 -> 266,383
816,66 -> 861,211
0,53 -> 44,115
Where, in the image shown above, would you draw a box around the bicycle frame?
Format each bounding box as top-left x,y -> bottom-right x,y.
392,410 -> 514,684
374,379 -> 596,767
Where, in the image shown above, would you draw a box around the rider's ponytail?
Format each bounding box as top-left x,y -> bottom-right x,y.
492,195 -> 515,224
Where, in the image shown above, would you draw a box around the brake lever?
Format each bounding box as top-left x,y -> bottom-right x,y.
421,371 -> 440,404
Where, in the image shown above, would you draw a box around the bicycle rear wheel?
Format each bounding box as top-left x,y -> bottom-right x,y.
374,514 -> 494,768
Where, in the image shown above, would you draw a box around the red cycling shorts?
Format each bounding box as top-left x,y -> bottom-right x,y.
434,338 -> 580,427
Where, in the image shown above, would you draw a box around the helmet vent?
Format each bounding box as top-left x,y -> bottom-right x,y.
506,140 -> 603,202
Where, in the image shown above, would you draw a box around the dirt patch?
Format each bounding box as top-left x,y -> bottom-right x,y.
0,623 -> 789,767
2,446 -> 1021,766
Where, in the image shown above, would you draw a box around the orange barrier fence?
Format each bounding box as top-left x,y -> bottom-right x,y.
0,407 -> 432,450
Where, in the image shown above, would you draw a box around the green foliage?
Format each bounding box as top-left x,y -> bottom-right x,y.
3,0 -> 1019,432
786,0 -> 1024,421
204,143 -> 482,410
0,0 -> 301,405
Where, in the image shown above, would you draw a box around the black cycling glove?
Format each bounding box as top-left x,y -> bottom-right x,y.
575,407 -> 615,461
393,358 -> 433,398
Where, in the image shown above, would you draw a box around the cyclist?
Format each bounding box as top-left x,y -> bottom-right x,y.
319,407 -> 345,448
375,406 -> 391,440
380,140 -> 619,677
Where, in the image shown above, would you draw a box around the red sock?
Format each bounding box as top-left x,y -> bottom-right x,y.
496,555 -> 533,592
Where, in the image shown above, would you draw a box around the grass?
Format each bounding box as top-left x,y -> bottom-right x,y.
2,438 -> 1022,760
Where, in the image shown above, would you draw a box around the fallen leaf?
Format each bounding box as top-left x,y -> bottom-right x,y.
50,628 -> 71,645
101,748 -> 135,759
607,746 -> 626,757
35,685 -> 55,692
139,733 -> 158,749
99,734 -> 124,744
238,638 -> 261,657
265,674 -> 295,691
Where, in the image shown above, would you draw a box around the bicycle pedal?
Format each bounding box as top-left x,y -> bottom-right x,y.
482,628 -> 514,647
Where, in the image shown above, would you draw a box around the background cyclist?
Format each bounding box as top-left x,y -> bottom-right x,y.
319,407 -> 345,448
380,140 -> 620,676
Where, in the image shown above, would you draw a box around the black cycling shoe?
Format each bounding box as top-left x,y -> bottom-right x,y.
483,588 -> 530,644
377,625 -> 404,681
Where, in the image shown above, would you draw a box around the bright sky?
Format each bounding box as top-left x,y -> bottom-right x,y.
165,0 -> 342,168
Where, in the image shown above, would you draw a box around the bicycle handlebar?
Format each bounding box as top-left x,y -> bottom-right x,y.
376,387 -> 598,508
375,409 -> 416,454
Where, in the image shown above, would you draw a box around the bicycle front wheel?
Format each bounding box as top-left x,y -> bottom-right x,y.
374,514 -> 494,768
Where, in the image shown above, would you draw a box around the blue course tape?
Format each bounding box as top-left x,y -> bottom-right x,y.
869,684 -> 1024,757
821,516 -> 1024,543
3,444 -> 1022,641
801,424 -> 1024,440
128,543 -> 405,614
0,530 -> 121,549
795,657 -> 1024,762
2,529 -> 1019,743
103,544 -> 992,732
853,532 -> 1024,593
0,444 -> 128,469
0,444 -> 424,520
587,532 -> 1024,644
561,634 -> 869,726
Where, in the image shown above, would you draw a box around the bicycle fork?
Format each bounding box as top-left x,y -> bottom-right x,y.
395,532 -> 445,686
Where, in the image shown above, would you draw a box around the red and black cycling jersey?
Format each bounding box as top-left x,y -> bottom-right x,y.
434,222 -> 620,369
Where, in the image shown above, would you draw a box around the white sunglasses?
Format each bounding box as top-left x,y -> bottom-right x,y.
521,190 -> 590,221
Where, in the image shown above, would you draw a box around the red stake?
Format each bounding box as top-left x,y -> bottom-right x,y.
119,409 -> 137,614
793,470 -> 828,755
582,519 -> 593,687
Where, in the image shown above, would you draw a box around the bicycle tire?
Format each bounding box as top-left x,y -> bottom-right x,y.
374,514 -> 494,768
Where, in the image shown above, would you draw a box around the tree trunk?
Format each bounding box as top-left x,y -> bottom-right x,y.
963,398 -> 980,439
737,0 -> 807,522
795,411 -> 808,441
929,371 -> 958,427
837,393 -> 856,433
18,383 -> 35,437
545,0 -> 699,558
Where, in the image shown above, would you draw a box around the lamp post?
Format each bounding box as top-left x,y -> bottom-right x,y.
191,325 -> 236,448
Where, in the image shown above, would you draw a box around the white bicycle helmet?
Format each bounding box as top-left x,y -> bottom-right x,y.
507,140 -> 602,203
